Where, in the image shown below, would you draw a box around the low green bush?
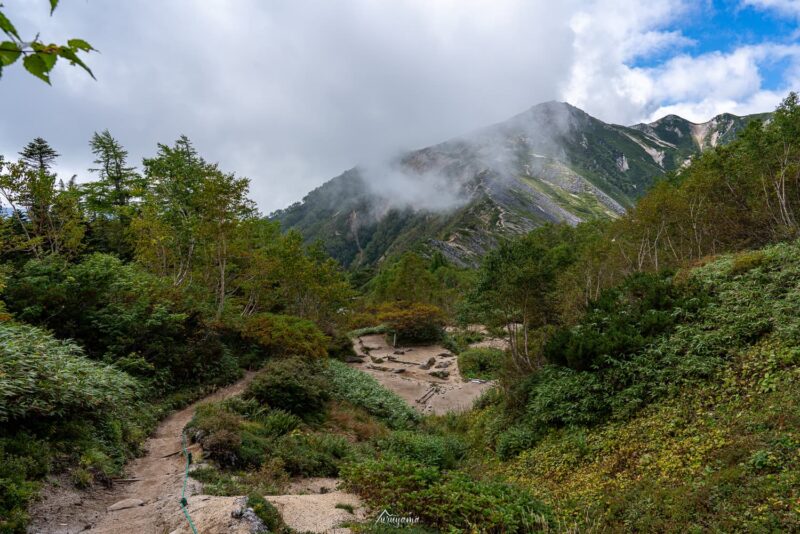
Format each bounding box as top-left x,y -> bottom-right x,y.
458,347 -> 504,380
274,433 -> 353,477
441,329 -> 485,355
0,323 -> 140,422
348,324 -> 389,338
241,313 -> 330,359
377,302 -> 445,345
327,332 -> 357,360
342,458 -> 551,532
378,431 -> 467,470
245,356 -> 330,420
0,322 -> 151,533
495,425 -> 542,460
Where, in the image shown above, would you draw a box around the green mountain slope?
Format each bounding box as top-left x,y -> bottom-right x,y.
274,102 -> 769,267
491,241 -> 800,531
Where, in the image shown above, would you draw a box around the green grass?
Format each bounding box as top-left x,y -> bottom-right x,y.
325,360 -> 420,429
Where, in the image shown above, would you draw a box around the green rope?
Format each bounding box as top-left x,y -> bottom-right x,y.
180,431 -> 199,534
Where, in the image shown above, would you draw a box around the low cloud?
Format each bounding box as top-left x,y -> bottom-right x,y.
358,161 -> 470,215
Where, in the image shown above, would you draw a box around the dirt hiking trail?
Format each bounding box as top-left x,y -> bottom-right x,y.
32,333 -> 499,533
30,374 -> 258,534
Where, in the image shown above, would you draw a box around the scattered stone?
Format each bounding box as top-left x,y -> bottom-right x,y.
392,368 -> 406,374
438,352 -> 454,357
434,361 -> 453,369
107,498 -> 144,511
393,350 -> 406,355
419,357 -> 436,370
429,370 -> 450,379
367,364 -> 391,372
370,356 -> 385,364
320,486 -> 330,494
345,355 -> 365,363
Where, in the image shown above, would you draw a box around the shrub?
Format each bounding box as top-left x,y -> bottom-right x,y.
729,250 -> 767,276
327,331 -> 356,360
0,322 -> 140,423
245,356 -> 330,420
377,302 -> 445,345
274,433 -> 353,477
495,425 -> 541,460
325,360 -> 420,429
3,254 -> 234,389
252,409 -> 301,438
378,431 -> 467,470
187,403 -> 245,468
342,458 -> 551,532
544,272 -> 690,371
458,347 -> 504,380
441,328 -> 485,355
348,324 -> 389,337
241,313 -> 329,358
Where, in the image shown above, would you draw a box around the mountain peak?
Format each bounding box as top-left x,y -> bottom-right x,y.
276,101 -> 770,268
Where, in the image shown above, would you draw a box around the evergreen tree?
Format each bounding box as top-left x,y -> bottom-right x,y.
19,137 -> 59,172
88,130 -> 140,208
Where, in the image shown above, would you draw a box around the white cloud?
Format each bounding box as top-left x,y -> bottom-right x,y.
742,0 -> 800,17
563,1 -> 800,124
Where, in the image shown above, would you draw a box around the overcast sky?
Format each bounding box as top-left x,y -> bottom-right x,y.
1,0 -> 798,212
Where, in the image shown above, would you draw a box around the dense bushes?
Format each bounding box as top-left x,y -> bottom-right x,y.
244,357 -> 330,420
188,392 -> 356,477
342,457 -> 551,532
544,272 -> 694,371
378,431 -> 467,470
377,302 -> 445,344
3,254 -> 238,388
458,347 -> 504,380
498,241 -> 800,448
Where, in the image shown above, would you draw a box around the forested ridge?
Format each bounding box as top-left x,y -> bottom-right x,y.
1,93 -> 800,533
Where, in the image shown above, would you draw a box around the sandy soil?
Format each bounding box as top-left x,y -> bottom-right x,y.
352,334 -> 493,415
266,478 -> 367,533
29,374 -> 257,534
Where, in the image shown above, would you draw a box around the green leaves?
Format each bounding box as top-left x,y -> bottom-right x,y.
0,10 -> 20,41
0,4 -> 95,84
58,45 -> 95,78
67,38 -> 93,52
22,54 -> 52,85
0,40 -> 21,66
23,53 -> 51,84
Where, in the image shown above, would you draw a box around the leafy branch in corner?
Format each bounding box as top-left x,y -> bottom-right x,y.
0,0 -> 95,84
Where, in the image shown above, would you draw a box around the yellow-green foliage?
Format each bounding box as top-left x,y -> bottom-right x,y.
499,324 -> 800,532
241,313 -> 329,359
